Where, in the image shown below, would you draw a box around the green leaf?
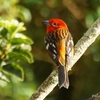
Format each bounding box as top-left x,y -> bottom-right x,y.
10,44 -> 32,51
0,19 -> 26,34
11,37 -> 33,45
14,33 -> 33,44
7,49 -> 34,63
3,63 -> 24,81
0,27 -> 8,38
20,44 -> 32,51
9,20 -> 26,33
0,71 -> 10,82
17,5 -> 32,22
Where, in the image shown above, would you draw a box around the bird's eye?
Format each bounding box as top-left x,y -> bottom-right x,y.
52,22 -> 57,27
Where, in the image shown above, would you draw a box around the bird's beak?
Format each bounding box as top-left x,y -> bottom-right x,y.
42,20 -> 50,26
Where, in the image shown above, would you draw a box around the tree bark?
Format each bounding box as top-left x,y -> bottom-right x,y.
87,92 -> 100,100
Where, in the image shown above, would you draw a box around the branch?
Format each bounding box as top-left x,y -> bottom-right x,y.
30,18 -> 100,100
87,92 -> 100,100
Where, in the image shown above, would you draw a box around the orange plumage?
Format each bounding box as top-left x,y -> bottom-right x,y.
43,18 -> 74,89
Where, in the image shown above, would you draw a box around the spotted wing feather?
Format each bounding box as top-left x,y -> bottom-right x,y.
66,31 -> 74,67
44,33 -> 58,65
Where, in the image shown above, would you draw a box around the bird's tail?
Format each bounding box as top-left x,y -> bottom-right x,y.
58,64 -> 69,89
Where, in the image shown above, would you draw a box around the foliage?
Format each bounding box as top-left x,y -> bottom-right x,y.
0,19 -> 33,82
0,0 -> 32,22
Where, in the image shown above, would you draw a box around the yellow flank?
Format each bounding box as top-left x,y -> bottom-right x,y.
57,39 -> 65,66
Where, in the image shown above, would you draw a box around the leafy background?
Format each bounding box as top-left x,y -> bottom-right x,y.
0,0 -> 100,100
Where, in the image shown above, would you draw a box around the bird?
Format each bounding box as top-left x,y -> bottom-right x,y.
42,18 -> 74,89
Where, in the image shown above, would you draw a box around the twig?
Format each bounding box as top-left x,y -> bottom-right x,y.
30,17 -> 100,100
87,92 -> 100,100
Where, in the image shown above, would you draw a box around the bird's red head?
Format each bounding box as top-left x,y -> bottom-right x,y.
42,18 -> 68,33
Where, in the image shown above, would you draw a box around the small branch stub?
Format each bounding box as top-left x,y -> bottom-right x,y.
87,92 -> 100,100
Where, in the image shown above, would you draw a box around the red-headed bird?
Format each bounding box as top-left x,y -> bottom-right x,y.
42,18 -> 74,89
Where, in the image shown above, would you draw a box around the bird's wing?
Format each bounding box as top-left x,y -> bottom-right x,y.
65,31 -> 74,67
44,33 -> 59,65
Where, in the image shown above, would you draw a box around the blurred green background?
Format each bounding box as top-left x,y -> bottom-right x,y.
0,0 -> 100,100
